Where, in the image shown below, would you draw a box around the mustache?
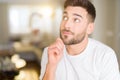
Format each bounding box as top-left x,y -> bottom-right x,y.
61,29 -> 74,35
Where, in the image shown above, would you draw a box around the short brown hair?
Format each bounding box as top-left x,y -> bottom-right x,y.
64,0 -> 96,22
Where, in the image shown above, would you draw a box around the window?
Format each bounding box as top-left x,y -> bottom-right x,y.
9,6 -> 30,34
8,5 -> 60,35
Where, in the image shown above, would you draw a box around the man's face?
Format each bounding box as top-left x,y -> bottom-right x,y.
60,6 -> 91,45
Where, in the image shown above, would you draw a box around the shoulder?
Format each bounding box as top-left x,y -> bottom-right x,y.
41,47 -> 48,58
89,38 -> 115,53
41,47 -> 49,64
88,38 -> 117,63
88,39 -> 119,71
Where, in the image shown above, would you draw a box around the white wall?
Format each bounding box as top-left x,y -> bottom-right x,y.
93,0 -> 116,44
0,3 -> 9,44
92,0 -> 120,66
115,0 -> 120,65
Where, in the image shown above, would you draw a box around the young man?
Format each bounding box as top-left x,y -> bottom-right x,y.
40,0 -> 120,80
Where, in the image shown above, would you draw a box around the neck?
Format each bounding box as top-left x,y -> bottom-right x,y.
66,37 -> 89,56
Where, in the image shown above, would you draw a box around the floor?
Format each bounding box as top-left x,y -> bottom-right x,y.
0,62 -> 40,80
14,62 -> 40,80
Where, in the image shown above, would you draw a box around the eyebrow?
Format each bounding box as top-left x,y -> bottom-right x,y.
63,11 -> 83,19
73,13 -> 83,19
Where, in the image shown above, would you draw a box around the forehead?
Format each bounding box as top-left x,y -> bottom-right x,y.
64,6 -> 88,17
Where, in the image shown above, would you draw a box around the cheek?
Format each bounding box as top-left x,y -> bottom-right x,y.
74,26 -> 87,35
60,22 -> 65,29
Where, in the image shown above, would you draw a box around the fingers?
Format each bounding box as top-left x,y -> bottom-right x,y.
47,38 -> 64,65
48,38 -> 64,55
48,47 -> 60,55
56,38 -> 64,52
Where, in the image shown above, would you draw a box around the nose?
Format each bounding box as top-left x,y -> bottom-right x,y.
64,19 -> 73,29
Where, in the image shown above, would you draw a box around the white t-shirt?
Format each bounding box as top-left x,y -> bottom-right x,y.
40,38 -> 120,80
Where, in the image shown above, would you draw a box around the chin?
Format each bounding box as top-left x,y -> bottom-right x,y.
62,38 -> 72,45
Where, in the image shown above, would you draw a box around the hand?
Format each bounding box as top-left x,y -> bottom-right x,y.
47,38 -> 64,67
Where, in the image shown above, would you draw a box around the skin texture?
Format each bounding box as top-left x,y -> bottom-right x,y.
43,6 -> 94,80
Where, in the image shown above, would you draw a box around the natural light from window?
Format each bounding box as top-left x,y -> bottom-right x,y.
8,5 -> 62,36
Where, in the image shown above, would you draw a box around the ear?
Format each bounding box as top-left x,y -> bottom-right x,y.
87,23 -> 94,35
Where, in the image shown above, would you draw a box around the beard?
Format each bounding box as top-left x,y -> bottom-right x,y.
60,29 -> 86,45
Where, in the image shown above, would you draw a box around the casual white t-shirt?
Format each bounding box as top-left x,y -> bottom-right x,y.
40,38 -> 120,80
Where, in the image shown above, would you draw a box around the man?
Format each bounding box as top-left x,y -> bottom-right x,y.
40,0 -> 120,80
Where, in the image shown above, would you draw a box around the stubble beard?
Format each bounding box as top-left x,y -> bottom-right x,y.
60,30 -> 86,45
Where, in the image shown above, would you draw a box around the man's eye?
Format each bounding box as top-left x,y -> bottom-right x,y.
63,16 -> 68,21
74,18 -> 80,23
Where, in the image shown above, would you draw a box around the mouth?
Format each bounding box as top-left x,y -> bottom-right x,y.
62,30 -> 73,35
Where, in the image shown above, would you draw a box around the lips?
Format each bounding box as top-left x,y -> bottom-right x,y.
62,30 -> 73,35
63,31 -> 71,35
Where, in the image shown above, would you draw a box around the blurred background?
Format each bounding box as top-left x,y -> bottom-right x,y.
0,0 -> 120,80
